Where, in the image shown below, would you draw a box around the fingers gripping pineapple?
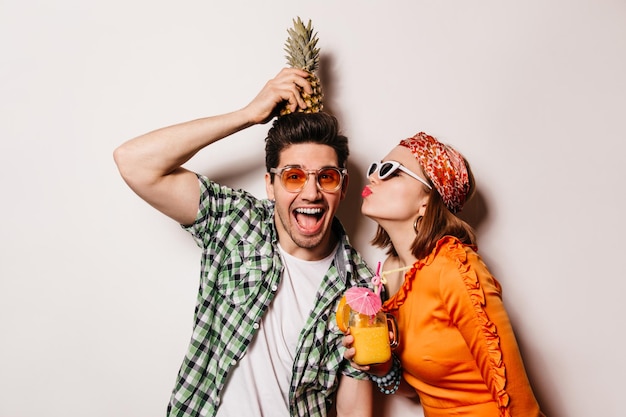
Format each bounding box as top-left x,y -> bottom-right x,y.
279,17 -> 323,115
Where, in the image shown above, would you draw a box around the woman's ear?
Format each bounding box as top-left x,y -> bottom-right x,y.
417,195 -> 429,217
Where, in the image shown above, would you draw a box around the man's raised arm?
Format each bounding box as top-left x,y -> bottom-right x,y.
113,68 -> 312,225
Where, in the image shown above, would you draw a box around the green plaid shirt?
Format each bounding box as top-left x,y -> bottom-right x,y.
167,175 -> 372,417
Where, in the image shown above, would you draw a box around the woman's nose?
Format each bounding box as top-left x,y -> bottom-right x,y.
367,172 -> 379,184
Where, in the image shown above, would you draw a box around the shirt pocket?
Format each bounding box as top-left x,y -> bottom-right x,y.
217,240 -> 273,305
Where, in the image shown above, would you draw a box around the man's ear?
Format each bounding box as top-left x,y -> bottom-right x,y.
265,172 -> 275,200
340,174 -> 349,200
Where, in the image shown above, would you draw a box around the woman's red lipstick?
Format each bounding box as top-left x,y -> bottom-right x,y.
361,186 -> 372,198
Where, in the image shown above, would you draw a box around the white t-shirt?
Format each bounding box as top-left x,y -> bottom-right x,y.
215,244 -> 336,417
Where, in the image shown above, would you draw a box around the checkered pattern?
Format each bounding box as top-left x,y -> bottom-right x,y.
166,175 -> 372,417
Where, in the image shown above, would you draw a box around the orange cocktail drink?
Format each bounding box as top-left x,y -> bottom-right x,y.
336,288 -> 395,366
350,317 -> 392,365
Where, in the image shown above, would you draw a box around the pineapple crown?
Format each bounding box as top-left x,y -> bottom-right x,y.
284,17 -> 320,72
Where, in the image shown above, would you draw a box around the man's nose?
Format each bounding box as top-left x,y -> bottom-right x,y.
300,172 -> 322,198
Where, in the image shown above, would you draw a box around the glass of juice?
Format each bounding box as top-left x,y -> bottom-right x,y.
336,287 -> 399,366
349,310 -> 396,365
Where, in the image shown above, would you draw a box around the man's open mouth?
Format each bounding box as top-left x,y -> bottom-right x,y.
294,207 -> 324,232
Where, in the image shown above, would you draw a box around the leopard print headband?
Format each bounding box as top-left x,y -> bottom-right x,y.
399,132 -> 470,213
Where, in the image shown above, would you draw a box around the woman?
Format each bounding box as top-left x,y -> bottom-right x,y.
345,132 -> 544,416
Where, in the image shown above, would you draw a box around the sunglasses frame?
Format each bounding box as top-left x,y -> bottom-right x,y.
368,161 -> 432,189
270,166 -> 347,193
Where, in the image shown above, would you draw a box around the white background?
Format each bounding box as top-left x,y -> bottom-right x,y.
1,1 -> 625,416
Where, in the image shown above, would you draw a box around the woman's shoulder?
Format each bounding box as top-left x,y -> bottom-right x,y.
430,236 -> 501,293
428,236 -> 475,265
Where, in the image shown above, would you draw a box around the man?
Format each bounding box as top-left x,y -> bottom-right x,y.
113,68 -> 373,417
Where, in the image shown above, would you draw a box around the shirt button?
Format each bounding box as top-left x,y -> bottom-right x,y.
231,359 -> 237,366
253,322 -> 260,330
245,259 -> 252,266
271,285 -> 278,292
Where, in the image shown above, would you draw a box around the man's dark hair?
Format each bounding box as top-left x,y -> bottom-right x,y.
265,112 -> 349,174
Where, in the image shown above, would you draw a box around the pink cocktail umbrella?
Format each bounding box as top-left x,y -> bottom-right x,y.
345,286 -> 382,316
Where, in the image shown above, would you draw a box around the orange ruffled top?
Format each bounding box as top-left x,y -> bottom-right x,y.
383,236 -> 544,417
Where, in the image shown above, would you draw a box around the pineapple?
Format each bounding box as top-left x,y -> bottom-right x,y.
279,17 -> 323,115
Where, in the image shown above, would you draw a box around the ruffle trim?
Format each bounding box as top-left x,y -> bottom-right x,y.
383,236 -> 511,417
382,236 -> 453,312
